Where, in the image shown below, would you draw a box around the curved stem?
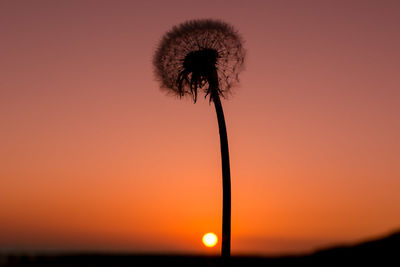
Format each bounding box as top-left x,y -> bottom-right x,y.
212,92 -> 231,260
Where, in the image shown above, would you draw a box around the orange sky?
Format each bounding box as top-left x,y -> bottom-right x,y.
1,0 -> 399,255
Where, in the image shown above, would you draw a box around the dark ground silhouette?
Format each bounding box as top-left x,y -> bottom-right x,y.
2,230 -> 399,266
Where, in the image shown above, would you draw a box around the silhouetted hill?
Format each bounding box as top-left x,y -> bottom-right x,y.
1,230 -> 399,266
307,230 -> 400,266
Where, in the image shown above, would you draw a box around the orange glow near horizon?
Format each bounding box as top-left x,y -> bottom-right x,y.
1,0 -> 400,255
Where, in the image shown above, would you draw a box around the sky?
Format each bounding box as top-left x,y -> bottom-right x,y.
1,0 -> 399,255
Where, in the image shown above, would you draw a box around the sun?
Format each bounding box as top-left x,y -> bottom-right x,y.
202,233 -> 218,248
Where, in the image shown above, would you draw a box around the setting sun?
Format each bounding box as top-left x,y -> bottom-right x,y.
202,233 -> 218,248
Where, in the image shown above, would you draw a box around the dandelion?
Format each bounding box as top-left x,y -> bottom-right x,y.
153,19 -> 245,259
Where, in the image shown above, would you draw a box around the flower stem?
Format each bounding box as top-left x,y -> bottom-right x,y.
210,79 -> 231,260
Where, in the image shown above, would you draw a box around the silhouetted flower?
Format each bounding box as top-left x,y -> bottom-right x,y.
153,19 -> 245,259
153,19 -> 245,102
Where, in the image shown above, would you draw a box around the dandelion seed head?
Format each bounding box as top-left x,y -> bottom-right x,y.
153,19 -> 245,102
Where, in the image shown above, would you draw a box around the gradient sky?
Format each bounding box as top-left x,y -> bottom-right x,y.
1,0 -> 399,255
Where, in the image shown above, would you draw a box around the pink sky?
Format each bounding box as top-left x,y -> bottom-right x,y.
1,0 -> 399,255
